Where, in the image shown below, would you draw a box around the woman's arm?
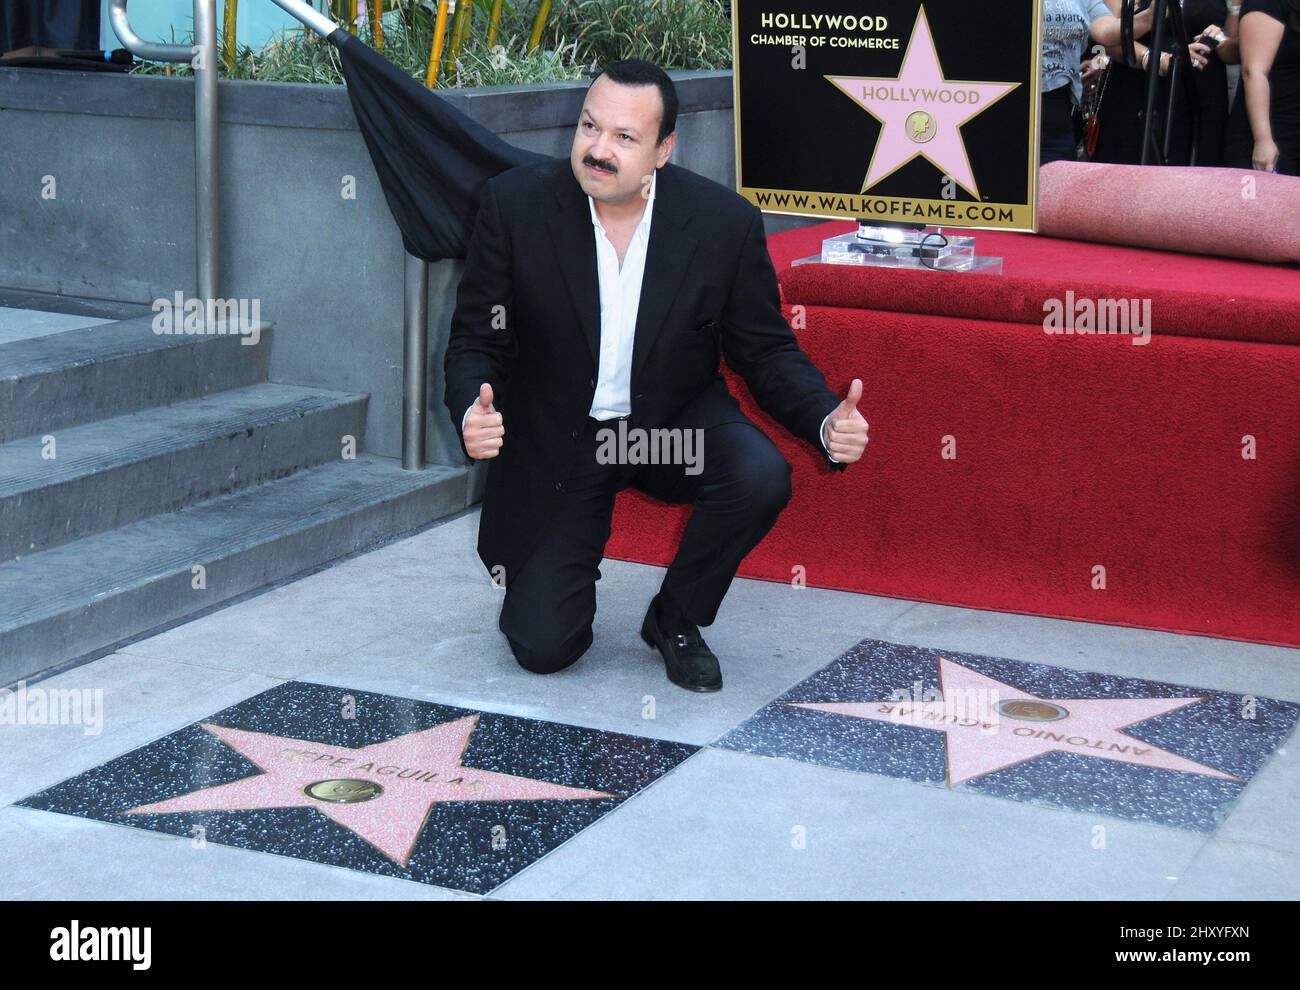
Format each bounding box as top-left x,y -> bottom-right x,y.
1216,4 -> 1242,62
1238,9 -> 1285,169
1098,35 -> 1174,74
1092,2 -> 1155,46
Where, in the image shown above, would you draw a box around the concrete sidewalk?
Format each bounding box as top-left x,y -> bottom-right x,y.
3,509 -> 1297,900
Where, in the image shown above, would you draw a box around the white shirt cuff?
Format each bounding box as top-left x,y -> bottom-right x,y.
821,410 -> 840,463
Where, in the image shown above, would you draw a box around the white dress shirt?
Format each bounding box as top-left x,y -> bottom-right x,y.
462,171 -> 654,433
587,168 -> 656,419
464,167 -> 840,460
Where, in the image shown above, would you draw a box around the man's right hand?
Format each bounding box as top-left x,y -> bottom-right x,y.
463,382 -> 504,460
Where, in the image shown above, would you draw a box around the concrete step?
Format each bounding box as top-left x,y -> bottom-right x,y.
0,314 -> 272,442
0,455 -> 471,685
0,307 -> 115,346
0,383 -> 368,561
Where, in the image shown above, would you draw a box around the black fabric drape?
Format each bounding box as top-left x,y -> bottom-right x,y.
0,46 -> 133,71
330,28 -> 555,262
0,1 -> 100,54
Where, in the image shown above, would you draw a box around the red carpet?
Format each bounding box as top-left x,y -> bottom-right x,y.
605,221 -> 1300,647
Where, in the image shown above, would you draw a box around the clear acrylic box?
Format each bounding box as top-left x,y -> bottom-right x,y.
790,223 -> 1004,274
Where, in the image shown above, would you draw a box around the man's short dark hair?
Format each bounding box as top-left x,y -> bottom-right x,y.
589,59 -> 678,146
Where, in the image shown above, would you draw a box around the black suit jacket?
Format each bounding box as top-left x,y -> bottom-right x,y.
444,156 -> 845,585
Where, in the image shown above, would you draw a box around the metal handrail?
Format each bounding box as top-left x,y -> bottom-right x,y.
106,3 -> 192,62
266,0 -> 341,38
108,1 -> 430,471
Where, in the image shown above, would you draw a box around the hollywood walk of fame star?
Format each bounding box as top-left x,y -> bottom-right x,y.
824,5 -> 1019,199
790,656 -> 1244,787
123,716 -> 619,866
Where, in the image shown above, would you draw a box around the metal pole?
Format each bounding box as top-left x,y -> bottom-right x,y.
115,0 -> 426,466
108,0 -> 191,61
1163,55 -> 1181,163
194,0 -> 220,313
266,0 -> 341,37
1139,0 -> 1167,165
402,252 -> 429,470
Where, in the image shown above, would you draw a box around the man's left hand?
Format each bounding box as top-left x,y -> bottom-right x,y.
823,378 -> 869,464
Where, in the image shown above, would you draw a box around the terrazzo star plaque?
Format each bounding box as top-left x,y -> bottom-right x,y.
732,0 -> 1042,230
717,639 -> 1299,831
18,681 -> 698,894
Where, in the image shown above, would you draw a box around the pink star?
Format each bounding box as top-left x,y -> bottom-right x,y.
825,6 -> 1018,199
124,717 -> 618,866
791,656 -> 1243,787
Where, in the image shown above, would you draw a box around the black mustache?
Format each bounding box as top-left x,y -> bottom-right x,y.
583,155 -> 617,173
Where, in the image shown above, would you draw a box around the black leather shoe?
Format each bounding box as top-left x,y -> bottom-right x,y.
639,593 -> 722,692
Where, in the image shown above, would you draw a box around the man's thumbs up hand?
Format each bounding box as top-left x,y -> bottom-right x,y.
821,378 -> 868,464
464,382 -> 504,460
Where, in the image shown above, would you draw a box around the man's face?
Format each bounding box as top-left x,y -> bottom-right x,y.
571,74 -> 676,205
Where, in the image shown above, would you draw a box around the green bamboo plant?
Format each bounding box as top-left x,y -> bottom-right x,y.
486,0 -> 505,48
446,0 -> 473,84
223,0 -> 238,70
527,0 -> 552,52
136,0 -> 732,88
370,0 -> 385,50
424,0 -> 450,86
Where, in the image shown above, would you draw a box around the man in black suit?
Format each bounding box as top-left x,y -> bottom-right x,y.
445,59 -> 868,692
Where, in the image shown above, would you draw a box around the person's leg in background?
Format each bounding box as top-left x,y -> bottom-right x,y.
1040,83 -> 1080,164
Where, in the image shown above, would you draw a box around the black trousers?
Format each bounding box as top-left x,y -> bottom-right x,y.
498,410 -> 794,674
1040,84 -> 1080,165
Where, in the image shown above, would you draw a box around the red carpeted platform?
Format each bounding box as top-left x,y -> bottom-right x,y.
604,221 -> 1300,647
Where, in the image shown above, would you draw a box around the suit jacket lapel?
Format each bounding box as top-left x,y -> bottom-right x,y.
545,163 -> 601,369
544,161 -> 699,381
631,164 -> 699,385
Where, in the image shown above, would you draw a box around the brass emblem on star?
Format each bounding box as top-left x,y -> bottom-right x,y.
997,699 -> 1069,721
905,110 -> 937,143
304,778 -> 385,803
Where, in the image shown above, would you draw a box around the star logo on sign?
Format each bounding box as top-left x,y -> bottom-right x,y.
124,717 -> 618,866
790,656 -> 1243,787
825,5 -> 1018,199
